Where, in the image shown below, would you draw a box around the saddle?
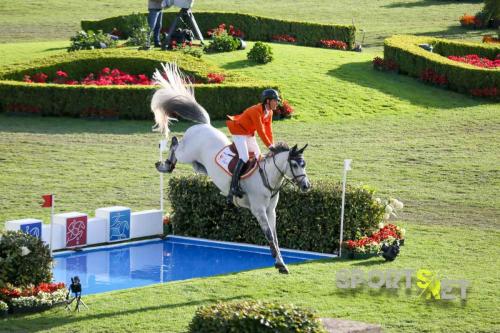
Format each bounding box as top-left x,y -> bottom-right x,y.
215,143 -> 260,179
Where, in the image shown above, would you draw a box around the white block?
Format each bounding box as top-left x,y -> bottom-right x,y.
41,224 -> 65,250
130,210 -> 163,238
53,212 -> 88,248
95,206 -> 131,242
87,217 -> 107,245
5,218 -> 43,239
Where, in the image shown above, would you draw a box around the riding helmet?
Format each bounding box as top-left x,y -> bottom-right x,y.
261,89 -> 281,104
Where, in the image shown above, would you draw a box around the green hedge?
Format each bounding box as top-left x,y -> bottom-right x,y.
384,35 -> 500,93
189,301 -> 327,333
81,11 -> 356,49
0,49 -> 278,120
168,176 -> 384,254
384,35 -> 500,97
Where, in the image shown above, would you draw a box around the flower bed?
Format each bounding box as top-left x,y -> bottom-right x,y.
447,54 -> 500,69
271,34 -> 297,43
0,282 -> 67,315
23,68 -> 152,86
207,23 -> 244,39
384,35 -> 500,100
274,100 -> 294,119
0,49 -> 280,120
319,39 -> 347,50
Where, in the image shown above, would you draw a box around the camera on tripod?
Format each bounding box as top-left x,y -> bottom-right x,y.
65,276 -> 88,312
163,0 -> 204,49
70,276 -> 82,294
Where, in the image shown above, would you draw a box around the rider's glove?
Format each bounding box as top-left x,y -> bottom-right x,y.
268,144 -> 279,153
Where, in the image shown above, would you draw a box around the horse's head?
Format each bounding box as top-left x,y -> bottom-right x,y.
286,144 -> 311,192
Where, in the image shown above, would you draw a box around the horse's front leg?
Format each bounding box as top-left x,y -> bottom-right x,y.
267,194 -> 288,274
251,206 -> 288,274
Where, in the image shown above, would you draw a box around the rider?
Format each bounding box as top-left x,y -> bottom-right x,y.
226,89 -> 281,203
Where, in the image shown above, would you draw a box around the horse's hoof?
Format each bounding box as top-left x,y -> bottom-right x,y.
274,263 -> 289,274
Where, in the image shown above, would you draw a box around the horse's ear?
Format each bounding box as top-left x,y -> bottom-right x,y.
291,144 -> 298,152
298,143 -> 308,154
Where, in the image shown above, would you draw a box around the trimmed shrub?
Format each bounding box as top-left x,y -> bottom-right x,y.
168,176 -> 384,254
81,12 -> 356,49
0,49 -> 279,120
189,301 -> 327,333
0,231 -> 53,288
384,35 -> 500,99
205,31 -> 240,53
247,42 -> 274,64
68,30 -> 117,52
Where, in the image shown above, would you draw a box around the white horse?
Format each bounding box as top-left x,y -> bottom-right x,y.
151,64 -> 311,274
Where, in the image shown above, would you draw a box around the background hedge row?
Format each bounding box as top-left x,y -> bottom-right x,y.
81,11 -> 356,49
0,50 -> 278,120
384,35 -> 500,96
168,176 -> 384,254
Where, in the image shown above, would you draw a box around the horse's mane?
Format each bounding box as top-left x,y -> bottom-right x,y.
273,142 -> 290,153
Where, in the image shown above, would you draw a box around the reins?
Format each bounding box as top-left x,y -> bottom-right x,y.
258,151 -> 307,198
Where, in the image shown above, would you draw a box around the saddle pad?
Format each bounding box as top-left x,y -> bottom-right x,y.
215,144 -> 259,179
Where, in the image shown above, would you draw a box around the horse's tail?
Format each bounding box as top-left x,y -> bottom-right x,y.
151,63 -> 210,137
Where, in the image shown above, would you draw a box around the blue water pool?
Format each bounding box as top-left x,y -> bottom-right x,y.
53,236 -> 333,295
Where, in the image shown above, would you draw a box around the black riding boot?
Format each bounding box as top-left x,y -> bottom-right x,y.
227,159 -> 245,204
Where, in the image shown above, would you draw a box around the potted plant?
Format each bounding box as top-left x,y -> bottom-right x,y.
0,300 -> 8,317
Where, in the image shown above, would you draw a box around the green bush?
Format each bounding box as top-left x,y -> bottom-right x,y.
384,35 -> 500,98
205,31 -> 240,53
0,49 -> 279,120
247,42 -> 274,64
189,301 -> 327,333
0,231 -> 53,288
168,176 -> 384,253
68,30 -> 117,52
126,27 -> 151,48
81,12 -> 356,49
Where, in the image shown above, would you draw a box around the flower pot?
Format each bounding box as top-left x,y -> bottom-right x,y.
10,304 -> 52,315
341,250 -> 379,260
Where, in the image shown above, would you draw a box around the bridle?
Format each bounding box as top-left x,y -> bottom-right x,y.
258,151 -> 307,198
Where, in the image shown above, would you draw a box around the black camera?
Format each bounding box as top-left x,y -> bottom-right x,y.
381,241 -> 400,261
70,276 -> 82,294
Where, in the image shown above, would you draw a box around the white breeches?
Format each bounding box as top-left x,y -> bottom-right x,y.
233,135 -> 260,162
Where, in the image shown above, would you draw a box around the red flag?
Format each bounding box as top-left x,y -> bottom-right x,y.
41,194 -> 53,208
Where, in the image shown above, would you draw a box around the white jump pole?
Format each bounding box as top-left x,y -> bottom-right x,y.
159,140 -> 167,212
339,159 -> 352,258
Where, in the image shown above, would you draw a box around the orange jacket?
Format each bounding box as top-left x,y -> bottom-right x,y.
226,103 -> 274,147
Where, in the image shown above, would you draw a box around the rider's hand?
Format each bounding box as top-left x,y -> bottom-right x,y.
268,144 -> 279,153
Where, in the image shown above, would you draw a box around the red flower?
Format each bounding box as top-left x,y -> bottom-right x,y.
56,70 -> 68,78
319,39 -> 347,50
207,72 -> 225,84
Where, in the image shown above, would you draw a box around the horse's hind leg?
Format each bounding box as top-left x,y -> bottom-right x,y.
165,136 -> 179,172
155,136 -> 179,173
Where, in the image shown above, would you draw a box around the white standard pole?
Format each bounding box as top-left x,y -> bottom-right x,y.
49,194 -> 55,257
159,140 -> 167,212
339,159 -> 352,258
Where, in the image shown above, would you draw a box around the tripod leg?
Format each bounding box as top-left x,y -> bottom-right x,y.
165,14 -> 181,47
79,299 -> 89,310
65,297 -> 76,311
187,10 -> 204,44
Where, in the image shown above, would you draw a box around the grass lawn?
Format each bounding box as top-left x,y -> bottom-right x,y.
0,1 -> 499,332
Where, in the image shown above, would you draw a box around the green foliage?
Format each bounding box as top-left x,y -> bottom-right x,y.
126,27 -> 151,48
480,0 -> 500,27
189,301 -> 327,333
168,176 -> 383,253
0,231 -> 53,288
384,35 -> 500,97
247,42 -> 274,64
123,12 -> 149,36
68,30 -> 117,52
81,12 -> 356,49
0,49 -> 279,120
205,31 -> 240,53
